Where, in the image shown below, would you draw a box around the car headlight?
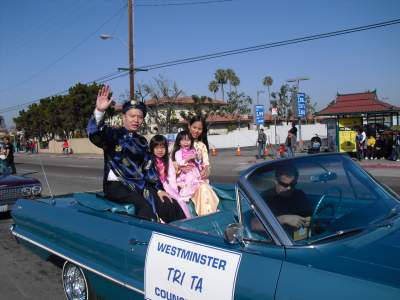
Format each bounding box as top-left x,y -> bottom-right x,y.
21,187 -> 32,197
32,185 -> 42,196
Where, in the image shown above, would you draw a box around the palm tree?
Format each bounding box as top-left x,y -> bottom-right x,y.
215,69 -> 228,101
262,76 -> 273,108
230,75 -> 240,92
208,80 -> 219,100
226,68 -> 236,93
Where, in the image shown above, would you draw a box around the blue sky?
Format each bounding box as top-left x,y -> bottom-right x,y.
1,0 -> 400,127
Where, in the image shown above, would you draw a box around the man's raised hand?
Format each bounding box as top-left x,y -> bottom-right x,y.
96,85 -> 113,112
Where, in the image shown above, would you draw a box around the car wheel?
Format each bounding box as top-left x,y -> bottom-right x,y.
62,261 -> 91,300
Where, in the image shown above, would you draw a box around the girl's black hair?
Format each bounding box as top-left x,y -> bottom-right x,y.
188,115 -> 209,152
149,135 -> 169,179
171,130 -> 194,161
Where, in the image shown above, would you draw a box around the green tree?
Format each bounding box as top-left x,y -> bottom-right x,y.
208,80 -> 219,100
14,82 -> 102,141
226,69 -> 240,93
230,74 -> 240,92
222,91 -> 252,129
262,76 -> 273,108
270,84 -> 291,119
214,69 -> 228,101
142,76 -> 183,133
179,95 -> 222,122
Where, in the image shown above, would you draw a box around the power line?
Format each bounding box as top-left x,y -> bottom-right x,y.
0,70 -> 127,114
138,18 -> 400,70
135,0 -> 233,7
1,18 -> 399,114
0,4 -> 127,95
10,0 -> 95,56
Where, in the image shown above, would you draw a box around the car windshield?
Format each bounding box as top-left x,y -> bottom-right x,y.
247,154 -> 400,245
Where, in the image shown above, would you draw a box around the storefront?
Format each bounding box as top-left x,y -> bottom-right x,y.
317,91 -> 400,153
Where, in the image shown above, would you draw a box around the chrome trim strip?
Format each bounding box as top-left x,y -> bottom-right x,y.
10,228 -> 144,295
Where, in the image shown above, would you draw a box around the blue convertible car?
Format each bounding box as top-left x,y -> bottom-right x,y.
10,154 -> 400,300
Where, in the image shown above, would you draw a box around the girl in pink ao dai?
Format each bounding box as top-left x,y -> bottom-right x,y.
172,130 -> 219,216
150,135 -> 191,218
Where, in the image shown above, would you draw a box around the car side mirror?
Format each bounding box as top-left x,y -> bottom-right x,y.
224,223 -> 244,245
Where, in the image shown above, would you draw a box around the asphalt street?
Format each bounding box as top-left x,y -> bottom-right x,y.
0,152 -> 399,299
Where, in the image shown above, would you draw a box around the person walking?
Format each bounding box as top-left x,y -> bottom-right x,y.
256,128 -> 267,159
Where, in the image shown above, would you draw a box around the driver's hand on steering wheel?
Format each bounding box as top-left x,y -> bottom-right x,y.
278,215 -> 311,228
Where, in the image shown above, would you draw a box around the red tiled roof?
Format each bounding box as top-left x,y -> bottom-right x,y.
145,97 -> 225,106
318,91 -> 400,115
178,114 -> 251,124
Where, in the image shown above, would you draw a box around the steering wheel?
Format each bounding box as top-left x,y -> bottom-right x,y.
309,187 -> 343,237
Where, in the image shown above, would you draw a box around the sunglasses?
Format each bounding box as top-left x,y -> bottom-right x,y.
277,179 -> 297,188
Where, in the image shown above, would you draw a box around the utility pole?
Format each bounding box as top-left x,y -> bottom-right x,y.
128,0 -> 134,100
286,77 -> 310,150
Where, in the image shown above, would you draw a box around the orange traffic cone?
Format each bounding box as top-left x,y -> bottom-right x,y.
211,147 -> 217,156
236,145 -> 241,156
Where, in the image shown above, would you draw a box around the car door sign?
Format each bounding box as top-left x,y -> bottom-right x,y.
145,232 -> 242,300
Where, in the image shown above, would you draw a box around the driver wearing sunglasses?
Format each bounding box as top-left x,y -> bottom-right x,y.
263,165 -> 312,238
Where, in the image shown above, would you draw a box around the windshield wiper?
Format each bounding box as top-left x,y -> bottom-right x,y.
308,227 -> 366,245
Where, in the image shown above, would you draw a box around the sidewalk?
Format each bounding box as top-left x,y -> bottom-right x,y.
210,147 -> 400,170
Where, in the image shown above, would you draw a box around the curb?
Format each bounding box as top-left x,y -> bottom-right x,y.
359,164 -> 400,169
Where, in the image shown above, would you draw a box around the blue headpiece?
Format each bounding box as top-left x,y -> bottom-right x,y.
122,99 -> 147,117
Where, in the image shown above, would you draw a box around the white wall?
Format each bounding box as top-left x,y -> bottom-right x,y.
208,124 -> 327,149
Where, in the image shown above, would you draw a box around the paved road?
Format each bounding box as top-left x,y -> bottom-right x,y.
1,153 -> 399,299
13,152 -> 400,196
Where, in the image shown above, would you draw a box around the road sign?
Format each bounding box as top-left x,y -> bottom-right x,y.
255,105 -> 264,125
297,93 -> 306,118
271,107 -> 278,116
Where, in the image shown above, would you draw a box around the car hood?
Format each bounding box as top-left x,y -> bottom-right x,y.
288,218 -> 400,288
0,175 -> 40,187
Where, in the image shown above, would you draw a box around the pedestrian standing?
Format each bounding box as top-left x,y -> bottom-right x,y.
63,139 -> 70,155
365,135 -> 376,160
256,128 -> 267,159
4,137 -> 16,174
285,132 -> 295,157
393,131 -> 400,161
288,121 -> 297,156
356,128 -> 366,160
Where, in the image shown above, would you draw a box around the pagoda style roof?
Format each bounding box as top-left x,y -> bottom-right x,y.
317,90 -> 400,116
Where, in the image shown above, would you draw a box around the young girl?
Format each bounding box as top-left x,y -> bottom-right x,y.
149,135 -> 191,218
172,130 -> 219,216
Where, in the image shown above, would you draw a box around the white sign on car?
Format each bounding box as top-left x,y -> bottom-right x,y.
145,232 -> 241,300
0,204 -> 9,212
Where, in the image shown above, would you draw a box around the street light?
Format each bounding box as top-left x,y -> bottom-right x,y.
286,77 -> 310,88
286,76 -> 310,147
98,0 -> 135,101
256,90 -> 266,106
99,34 -> 128,48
